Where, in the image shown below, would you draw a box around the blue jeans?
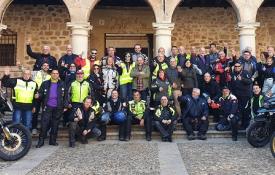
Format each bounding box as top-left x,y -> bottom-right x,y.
120,83 -> 133,102
13,109 -> 32,130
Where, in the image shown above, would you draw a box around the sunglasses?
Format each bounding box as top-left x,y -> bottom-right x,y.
91,52 -> 97,54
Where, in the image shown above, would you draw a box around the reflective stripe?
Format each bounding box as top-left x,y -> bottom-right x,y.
152,63 -> 168,79
119,62 -> 135,85
71,81 -> 90,103
34,71 -> 51,88
129,100 -> 146,119
82,58 -> 91,79
14,79 -> 36,103
92,101 -> 100,115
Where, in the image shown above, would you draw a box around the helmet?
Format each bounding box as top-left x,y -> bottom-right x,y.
216,123 -> 231,131
112,111 -> 127,124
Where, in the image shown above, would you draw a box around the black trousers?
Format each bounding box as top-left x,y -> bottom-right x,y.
32,99 -> 41,129
182,117 -> 209,135
96,118 -> 107,139
236,95 -> 250,129
68,121 -> 101,143
153,120 -> 174,138
220,115 -> 239,138
39,106 -> 63,140
126,110 -> 152,139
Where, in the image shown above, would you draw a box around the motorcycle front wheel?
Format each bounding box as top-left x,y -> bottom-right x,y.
270,132 -> 275,158
0,124 -> 32,161
247,121 -> 270,148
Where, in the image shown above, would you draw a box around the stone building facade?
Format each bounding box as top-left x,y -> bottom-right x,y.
0,0 -> 273,73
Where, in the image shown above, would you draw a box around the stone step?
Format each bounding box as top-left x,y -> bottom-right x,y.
32,129 -> 246,141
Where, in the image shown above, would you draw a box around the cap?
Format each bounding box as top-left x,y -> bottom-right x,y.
76,70 -> 84,74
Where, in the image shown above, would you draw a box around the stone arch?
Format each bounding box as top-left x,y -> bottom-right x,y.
0,0 -> 13,25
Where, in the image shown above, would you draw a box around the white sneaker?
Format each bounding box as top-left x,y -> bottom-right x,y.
32,129 -> 38,135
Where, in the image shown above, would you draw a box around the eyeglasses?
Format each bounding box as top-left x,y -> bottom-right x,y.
91,52 -> 97,54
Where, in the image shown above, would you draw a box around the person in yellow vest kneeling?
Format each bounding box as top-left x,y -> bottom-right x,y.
1,68 -> 38,130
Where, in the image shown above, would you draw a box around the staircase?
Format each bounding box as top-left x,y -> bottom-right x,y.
3,112 -> 246,141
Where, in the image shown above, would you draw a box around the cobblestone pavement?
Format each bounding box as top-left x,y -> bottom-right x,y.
178,138 -> 275,175
27,142 -> 160,175
0,139 -> 274,175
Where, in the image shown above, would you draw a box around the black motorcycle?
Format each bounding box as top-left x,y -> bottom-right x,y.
247,97 -> 275,148
0,88 -> 32,161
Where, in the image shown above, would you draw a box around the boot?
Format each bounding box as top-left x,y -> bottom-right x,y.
69,142 -> 75,148
36,137 -> 44,148
49,135 -> 58,146
146,133 -> 151,141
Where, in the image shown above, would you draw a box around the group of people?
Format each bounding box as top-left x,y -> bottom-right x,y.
1,41 -> 275,147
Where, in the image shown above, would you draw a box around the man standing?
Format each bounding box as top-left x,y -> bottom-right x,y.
36,69 -> 65,148
32,62 -> 51,134
58,45 -> 78,80
179,88 -> 209,140
26,40 -> 57,71
2,68 -> 38,130
132,44 -> 148,63
230,61 -> 253,129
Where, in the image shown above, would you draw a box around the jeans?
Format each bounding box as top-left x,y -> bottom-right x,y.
120,83 -> 133,102
13,109 -> 32,130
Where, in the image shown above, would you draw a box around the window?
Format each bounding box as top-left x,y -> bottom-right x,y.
0,29 -> 17,66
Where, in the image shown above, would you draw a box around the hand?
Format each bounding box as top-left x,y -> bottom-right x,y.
225,67 -> 230,72
162,120 -> 167,124
140,119 -> 144,127
63,108 -> 68,112
123,102 -> 127,107
139,72 -> 145,75
216,59 -> 220,63
82,130 -> 88,136
34,93 -> 39,99
26,39 -> 31,45
4,67 -> 10,75
159,87 -> 164,92
231,49 -> 236,57
237,75 -> 242,80
74,118 -> 79,122
167,120 -> 171,124
32,107 -> 36,113
201,116 -> 207,121
68,104 -> 72,108
262,66 -> 266,71
207,98 -> 212,104
177,66 -> 182,72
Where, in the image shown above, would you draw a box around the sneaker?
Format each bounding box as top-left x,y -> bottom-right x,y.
187,134 -> 196,140
197,134 -> 207,140
32,129 -> 38,135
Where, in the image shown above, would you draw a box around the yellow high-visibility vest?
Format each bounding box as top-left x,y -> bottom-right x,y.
71,80 -> 90,103
119,62 -> 135,85
14,79 -> 36,103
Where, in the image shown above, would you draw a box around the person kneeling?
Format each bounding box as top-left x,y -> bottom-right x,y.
153,96 -> 176,142
127,91 -> 152,141
179,88 -> 209,140
68,96 -> 101,147
215,86 -> 239,141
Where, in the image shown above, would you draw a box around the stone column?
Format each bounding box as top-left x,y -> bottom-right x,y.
238,22 -> 260,56
67,22 -> 93,58
152,22 -> 175,57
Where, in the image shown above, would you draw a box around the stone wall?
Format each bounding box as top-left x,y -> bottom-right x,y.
1,4 -> 275,70
2,4 -> 71,69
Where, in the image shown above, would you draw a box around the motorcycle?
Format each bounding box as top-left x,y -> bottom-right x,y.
0,88 -> 32,161
247,97 -> 275,148
270,131 -> 275,158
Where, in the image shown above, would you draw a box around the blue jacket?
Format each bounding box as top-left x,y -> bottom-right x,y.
230,70 -> 253,97
179,95 -> 209,118
218,94 -> 238,116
